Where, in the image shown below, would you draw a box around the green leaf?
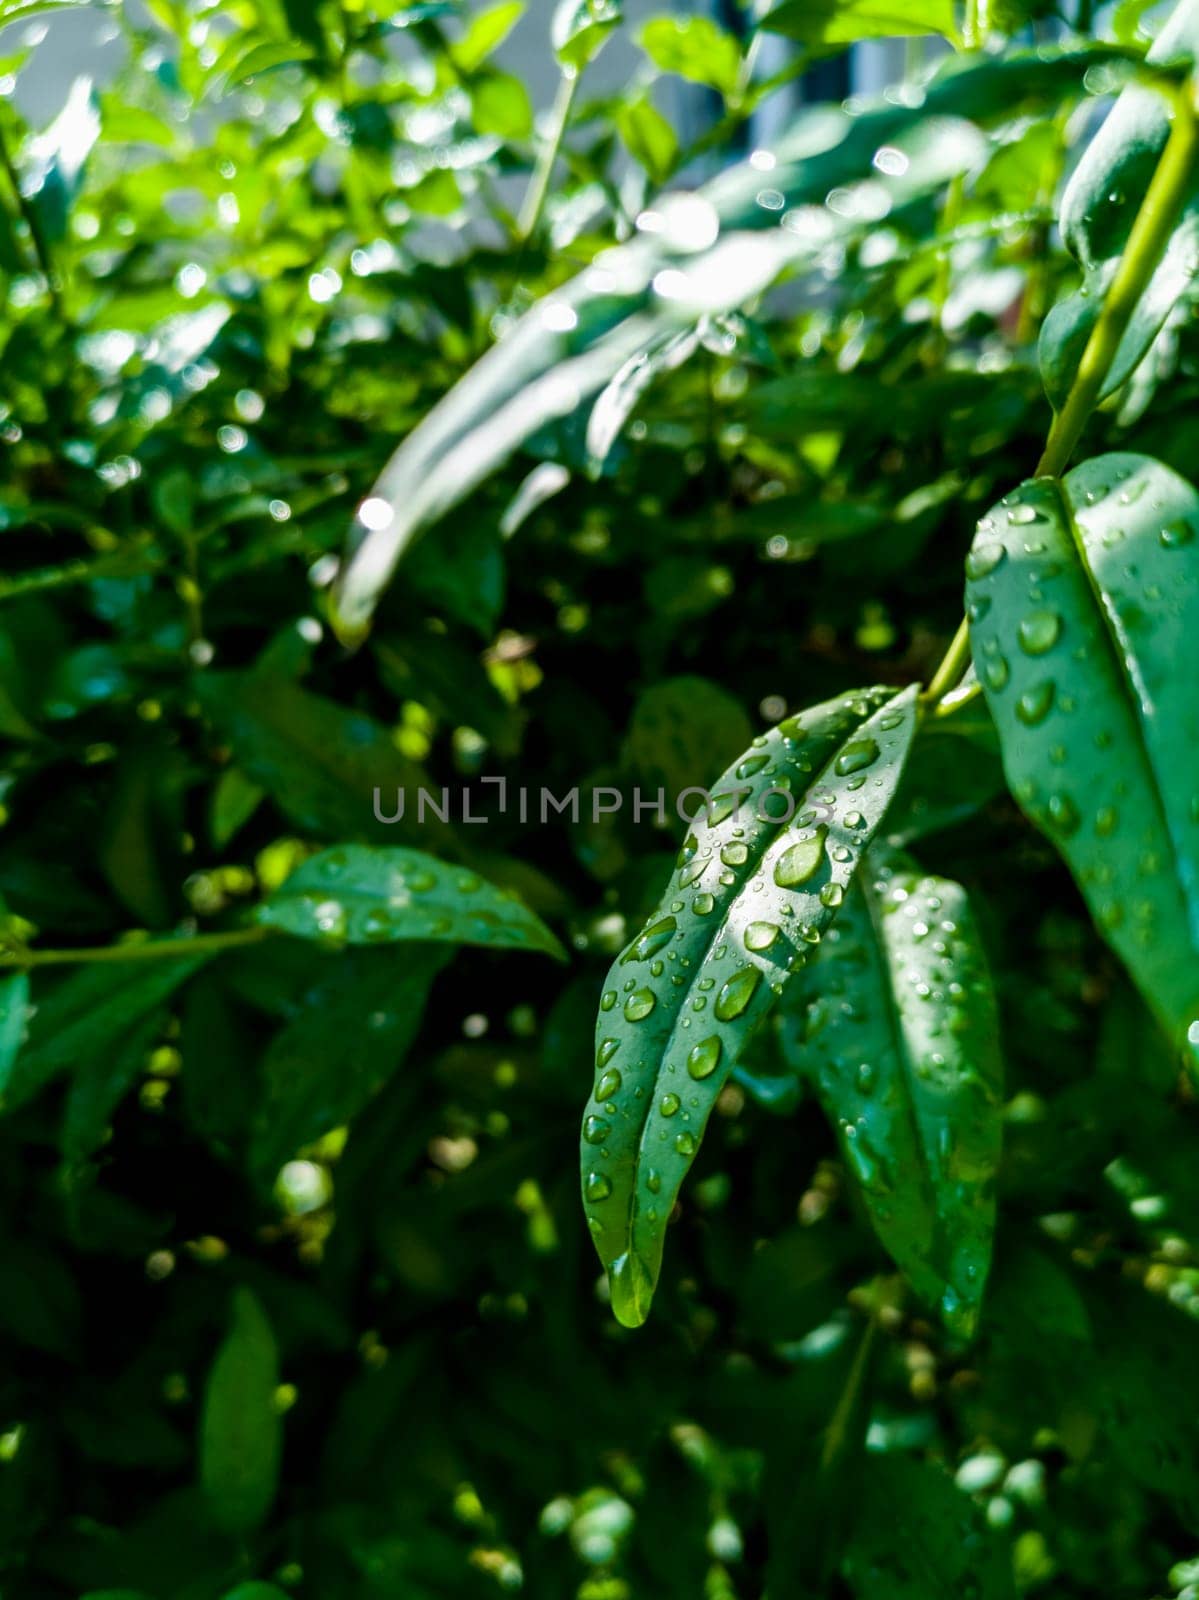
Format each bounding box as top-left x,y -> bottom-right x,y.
257,844 -> 566,958
778,856 -> 1004,1336
581,683 -> 918,1328
760,0 -> 960,46
613,94 -> 679,185
469,71 -> 534,140
639,16 -> 742,100
1039,0 -> 1199,409
62,1009 -> 162,1164
451,0 -> 525,72
199,1289 -> 281,1536
3,955 -> 209,1114
0,972 -> 29,1098
551,0 -> 622,69
196,671 -> 452,847
843,1456 -> 1017,1598
249,945 -> 449,1176
965,453 -> 1199,1061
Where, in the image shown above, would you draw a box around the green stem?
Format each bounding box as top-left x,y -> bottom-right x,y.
517,69 -> 579,243
925,77 -> 1199,705
0,925 -> 271,970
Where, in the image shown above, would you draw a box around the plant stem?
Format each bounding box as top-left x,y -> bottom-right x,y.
0,925 -> 271,970
924,77 -> 1199,705
517,69 -> 578,243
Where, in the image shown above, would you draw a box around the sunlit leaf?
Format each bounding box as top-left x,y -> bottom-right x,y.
639,15 -> 742,100
760,0 -> 960,46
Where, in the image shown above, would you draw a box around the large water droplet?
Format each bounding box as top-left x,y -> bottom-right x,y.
983,655 -> 1009,691
1016,680 -> 1055,725
1018,610 -> 1061,655
624,988 -> 656,1021
632,915 -> 676,961
583,1115 -> 609,1145
595,1067 -> 622,1102
715,965 -> 761,1021
966,544 -> 1006,579
687,1035 -> 722,1080
835,738 -> 879,777
773,827 -> 827,888
585,1172 -> 612,1202
660,1093 -> 681,1116
608,1250 -> 653,1328
737,752 -> 769,780
674,1130 -> 697,1156
744,920 -> 779,952
1161,519 -> 1194,548
597,1038 -> 620,1069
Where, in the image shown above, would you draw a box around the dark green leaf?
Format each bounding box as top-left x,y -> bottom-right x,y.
199,1289 -> 281,1536
843,1455 -> 1016,1598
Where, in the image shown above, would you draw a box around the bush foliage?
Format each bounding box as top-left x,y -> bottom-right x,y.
3,0 -> 1199,1595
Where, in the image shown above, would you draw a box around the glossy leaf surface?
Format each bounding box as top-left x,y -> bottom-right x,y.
258,844 -> 565,957
779,857 -> 1004,1336
581,683 -> 918,1327
966,452 -> 1199,1058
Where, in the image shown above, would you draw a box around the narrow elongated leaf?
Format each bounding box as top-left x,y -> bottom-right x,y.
3,955 -> 209,1113
257,844 -> 565,958
966,452 -> 1199,1060
778,857 -> 1003,1336
249,945 -> 450,1177
1040,0 -> 1199,408
0,972 -> 29,1099
581,683 -> 918,1327
200,1289 -> 281,1536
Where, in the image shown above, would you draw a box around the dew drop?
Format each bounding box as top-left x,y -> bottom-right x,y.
715,965 -> 762,1021
1015,680 -> 1055,725
687,1035 -> 722,1080
632,915 -> 677,961
624,988 -> 656,1022
1018,610 -> 1062,655
774,827 -> 827,888
835,738 -> 879,777
660,1093 -> 681,1117
744,920 -> 779,951
674,1130 -> 697,1157
597,1038 -> 620,1068
585,1172 -> 612,1202
966,544 -> 1006,579
983,655 -> 1010,691
583,1115 -> 609,1145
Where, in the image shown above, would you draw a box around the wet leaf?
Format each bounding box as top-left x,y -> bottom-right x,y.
257,843 -> 566,958
778,856 -> 1004,1336
580,683 -> 918,1327
760,0 -> 960,45
966,453 -> 1199,1062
